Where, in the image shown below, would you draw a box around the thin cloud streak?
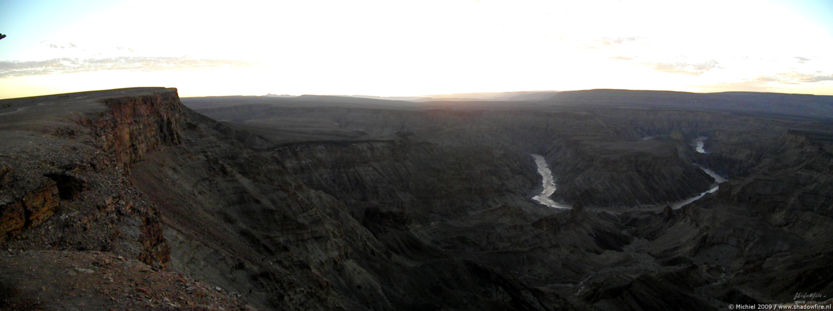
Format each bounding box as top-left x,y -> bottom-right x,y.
610,56 -> 721,76
651,60 -> 719,76
0,57 -> 254,78
767,72 -> 833,83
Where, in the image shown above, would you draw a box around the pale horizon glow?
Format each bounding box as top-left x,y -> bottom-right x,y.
1,0 -> 832,99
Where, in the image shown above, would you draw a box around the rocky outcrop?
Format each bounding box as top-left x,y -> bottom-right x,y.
0,88 -> 184,269
81,91 -> 184,169
0,181 -> 59,241
0,88 -> 241,308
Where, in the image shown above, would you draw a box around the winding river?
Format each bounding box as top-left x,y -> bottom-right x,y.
670,138 -> 727,209
530,137 -> 727,210
530,154 -> 570,209
670,182 -> 720,209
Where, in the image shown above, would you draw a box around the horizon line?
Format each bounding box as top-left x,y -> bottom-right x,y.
2,87 -> 833,102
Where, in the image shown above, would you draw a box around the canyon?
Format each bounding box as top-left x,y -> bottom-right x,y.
1,87 -> 832,310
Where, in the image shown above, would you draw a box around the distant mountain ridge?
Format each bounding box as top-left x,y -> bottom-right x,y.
538,89 -> 833,119
184,89 -> 833,119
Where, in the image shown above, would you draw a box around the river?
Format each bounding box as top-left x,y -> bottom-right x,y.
530,154 -> 570,209
531,136 -> 727,210
693,136 -> 708,154
670,137 -> 727,209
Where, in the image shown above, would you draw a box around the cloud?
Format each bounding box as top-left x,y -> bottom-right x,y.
794,56 -> 810,64
583,36 -> 639,50
753,72 -> 833,85
775,72 -> 833,83
800,75 -> 833,82
651,60 -> 719,76
0,57 -> 254,78
600,36 -> 638,46
699,72 -> 833,93
47,42 -> 77,49
756,76 -> 778,82
40,41 -> 136,58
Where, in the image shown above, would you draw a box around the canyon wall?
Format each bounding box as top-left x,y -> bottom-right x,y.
0,87 -> 185,271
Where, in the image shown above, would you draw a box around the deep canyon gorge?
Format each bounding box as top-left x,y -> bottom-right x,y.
1,88 -> 832,310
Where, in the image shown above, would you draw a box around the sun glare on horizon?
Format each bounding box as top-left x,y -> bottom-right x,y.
1,0 -> 832,99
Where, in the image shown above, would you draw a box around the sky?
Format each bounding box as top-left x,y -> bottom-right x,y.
1,0 -> 832,98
